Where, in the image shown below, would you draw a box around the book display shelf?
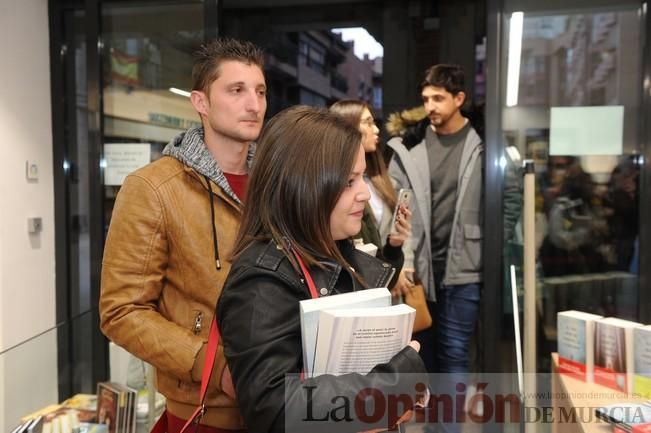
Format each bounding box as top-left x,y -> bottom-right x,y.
5,338 -> 164,433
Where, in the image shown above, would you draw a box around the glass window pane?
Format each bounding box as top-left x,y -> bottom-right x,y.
501,2 -> 642,373
62,8 -> 92,318
101,2 -> 204,229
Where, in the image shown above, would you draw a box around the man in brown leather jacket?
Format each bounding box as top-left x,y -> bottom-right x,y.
99,38 -> 267,432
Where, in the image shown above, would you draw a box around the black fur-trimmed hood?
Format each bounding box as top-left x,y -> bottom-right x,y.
385,106 -> 429,149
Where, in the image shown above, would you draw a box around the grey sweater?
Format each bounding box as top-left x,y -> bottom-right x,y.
388,125 -> 484,300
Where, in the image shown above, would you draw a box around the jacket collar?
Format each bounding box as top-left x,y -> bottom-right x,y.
258,240 -> 395,296
162,126 -> 256,204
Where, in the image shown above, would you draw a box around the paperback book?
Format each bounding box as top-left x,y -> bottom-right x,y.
96,383 -> 120,433
557,310 -> 603,381
299,288 -> 392,377
312,303 -> 415,376
594,317 -> 643,393
634,326 -> 651,399
96,382 -> 136,433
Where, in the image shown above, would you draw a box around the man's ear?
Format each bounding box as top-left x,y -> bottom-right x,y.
190,90 -> 209,118
454,91 -> 466,109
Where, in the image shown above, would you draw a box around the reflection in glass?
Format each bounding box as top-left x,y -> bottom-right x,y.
101,2 -> 204,229
501,5 -> 642,373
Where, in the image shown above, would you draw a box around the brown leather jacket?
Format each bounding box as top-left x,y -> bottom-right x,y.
100,154 -> 245,429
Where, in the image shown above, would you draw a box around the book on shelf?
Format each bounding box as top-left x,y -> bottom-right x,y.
96,382 -> 136,433
594,317 -> 644,393
113,384 -> 136,433
635,326 -> 651,399
41,410 -> 79,433
26,415 -> 43,433
97,382 -> 120,433
19,405 -> 84,433
557,310 -> 603,382
16,390 -> 129,433
299,287 -> 392,377
11,416 -> 43,433
312,302 -> 415,376
62,393 -> 97,423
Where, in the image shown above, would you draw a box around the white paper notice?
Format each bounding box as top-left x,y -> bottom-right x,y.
550,106 -> 624,156
104,143 -> 151,185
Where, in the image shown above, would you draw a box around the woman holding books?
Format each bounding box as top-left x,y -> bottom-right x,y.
217,106 -> 428,433
329,100 -> 414,297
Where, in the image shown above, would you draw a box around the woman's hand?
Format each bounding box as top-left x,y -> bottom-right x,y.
388,206 -> 412,247
391,269 -> 414,297
359,341 -> 420,433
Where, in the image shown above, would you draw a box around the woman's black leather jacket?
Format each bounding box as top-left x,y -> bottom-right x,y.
217,239 -> 428,433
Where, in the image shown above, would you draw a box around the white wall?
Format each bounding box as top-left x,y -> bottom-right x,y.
0,0 -> 59,429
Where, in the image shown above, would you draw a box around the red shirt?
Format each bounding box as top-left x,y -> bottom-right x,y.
224,172 -> 248,202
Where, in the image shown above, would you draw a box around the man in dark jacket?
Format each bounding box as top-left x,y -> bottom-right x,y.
100,38 -> 267,432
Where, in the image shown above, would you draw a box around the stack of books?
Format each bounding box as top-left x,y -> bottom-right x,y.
556,310 -> 651,398
13,394 -> 99,433
299,287 -> 415,377
594,318 -> 644,393
96,382 -> 137,433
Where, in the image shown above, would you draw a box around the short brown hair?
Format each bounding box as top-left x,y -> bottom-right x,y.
231,105 -> 363,273
192,37 -> 265,93
420,64 -> 465,95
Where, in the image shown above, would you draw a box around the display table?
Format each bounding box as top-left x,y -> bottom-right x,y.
551,352 -> 646,433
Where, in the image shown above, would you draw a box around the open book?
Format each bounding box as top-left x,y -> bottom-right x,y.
299,288 -> 415,377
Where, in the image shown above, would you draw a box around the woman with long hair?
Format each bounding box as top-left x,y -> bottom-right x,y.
329,100 -> 414,295
217,106 -> 427,433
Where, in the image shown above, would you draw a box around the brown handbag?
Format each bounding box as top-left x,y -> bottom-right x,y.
403,283 -> 433,332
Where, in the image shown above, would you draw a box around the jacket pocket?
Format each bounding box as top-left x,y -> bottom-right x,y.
464,224 -> 482,240
463,223 -> 483,271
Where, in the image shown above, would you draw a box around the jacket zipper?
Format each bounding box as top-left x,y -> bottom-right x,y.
193,311 -> 203,335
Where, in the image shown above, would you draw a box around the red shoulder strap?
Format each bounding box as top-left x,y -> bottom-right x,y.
179,316 -> 220,432
181,248 -> 316,424
292,249 -> 319,382
293,251 -> 319,299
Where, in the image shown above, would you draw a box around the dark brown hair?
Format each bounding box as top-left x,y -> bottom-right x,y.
192,37 -> 265,93
329,100 -> 397,210
231,105 -> 363,272
420,64 -> 465,95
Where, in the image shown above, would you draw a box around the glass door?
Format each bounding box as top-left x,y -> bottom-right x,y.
500,0 -> 643,379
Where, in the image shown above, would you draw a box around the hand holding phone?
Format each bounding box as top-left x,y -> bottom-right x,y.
388,188 -> 413,247
390,188 -> 412,232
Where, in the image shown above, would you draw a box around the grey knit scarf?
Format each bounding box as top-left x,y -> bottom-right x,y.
162,126 -> 256,204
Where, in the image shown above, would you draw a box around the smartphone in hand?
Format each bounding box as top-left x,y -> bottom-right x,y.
390,188 -> 413,233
